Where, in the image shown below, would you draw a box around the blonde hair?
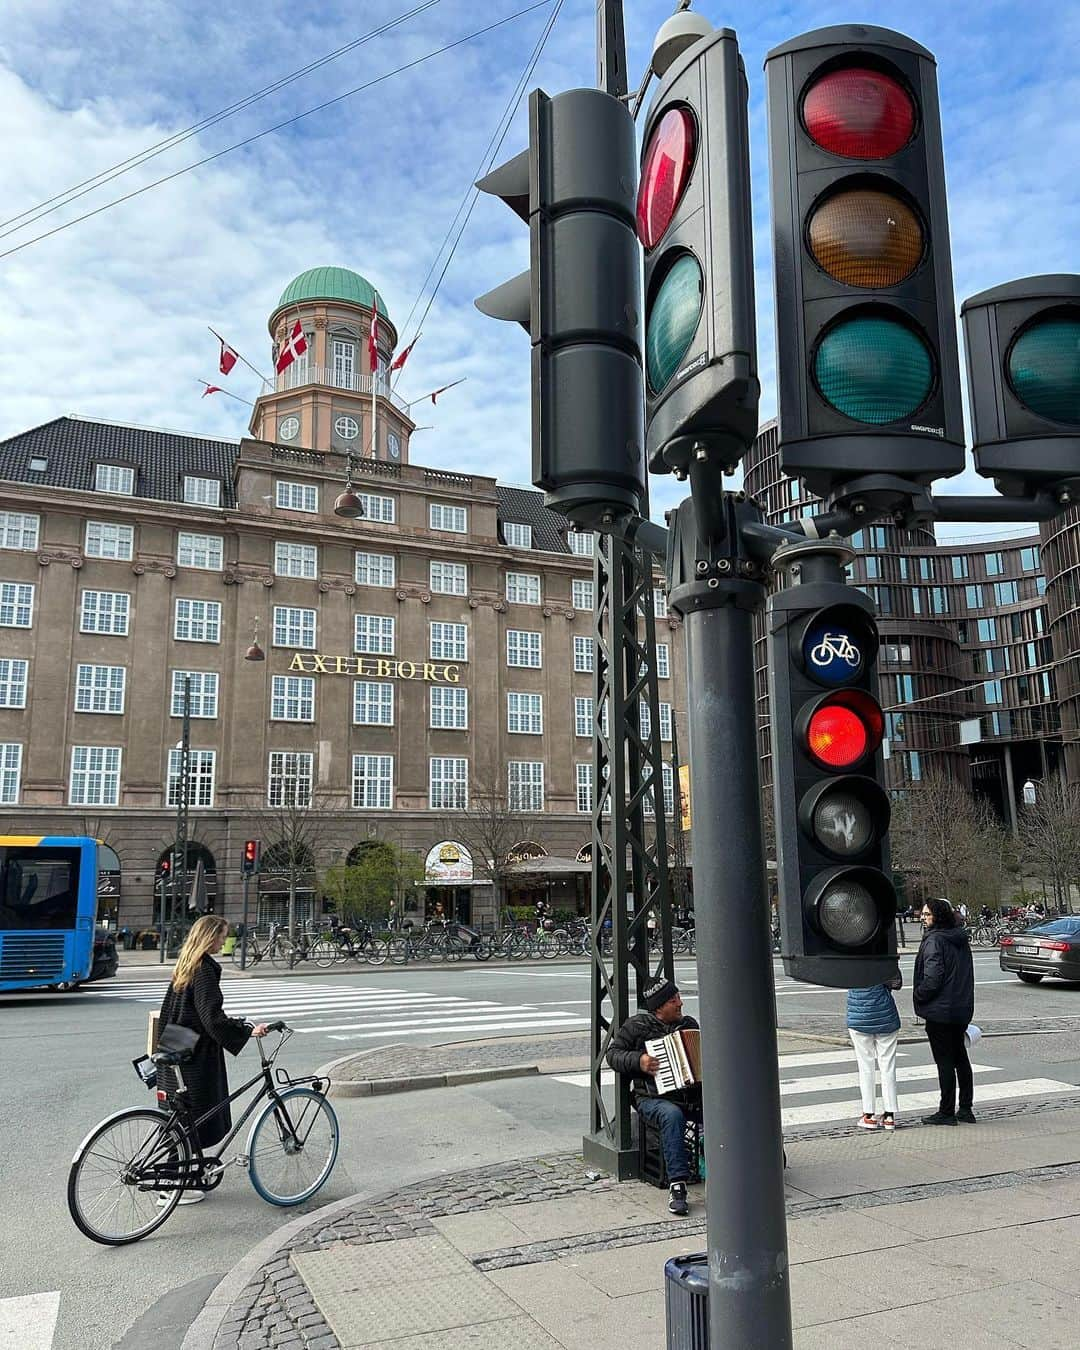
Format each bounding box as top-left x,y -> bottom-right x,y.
172,915 -> 228,990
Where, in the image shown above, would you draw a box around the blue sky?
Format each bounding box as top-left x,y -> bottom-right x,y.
0,0 -> 1077,543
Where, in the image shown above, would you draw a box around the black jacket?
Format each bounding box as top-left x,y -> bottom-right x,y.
606,1010 -> 701,1108
158,955 -> 251,1148
913,924 -> 975,1025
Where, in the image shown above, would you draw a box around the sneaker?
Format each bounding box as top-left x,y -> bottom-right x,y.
957,1107 -> 977,1124
880,1113 -> 896,1131
921,1111 -> 958,1126
668,1182 -> 689,1216
857,1113 -> 880,1130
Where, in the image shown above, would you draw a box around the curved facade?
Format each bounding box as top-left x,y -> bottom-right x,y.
1039,506 -> 1080,781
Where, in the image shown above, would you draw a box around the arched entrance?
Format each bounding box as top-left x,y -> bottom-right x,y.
96,843 -> 122,928
258,841 -> 316,928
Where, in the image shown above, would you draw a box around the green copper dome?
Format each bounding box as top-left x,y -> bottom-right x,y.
274,267 -> 390,319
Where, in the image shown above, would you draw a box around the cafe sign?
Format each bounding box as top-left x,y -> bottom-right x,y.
290,654 -> 460,683
425,841 -> 473,882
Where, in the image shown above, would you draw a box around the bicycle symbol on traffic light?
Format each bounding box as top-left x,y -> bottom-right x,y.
809,632 -> 860,669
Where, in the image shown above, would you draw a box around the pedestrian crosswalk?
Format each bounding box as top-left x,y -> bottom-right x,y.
82,978 -> 590,1042
551,1047 -> 1078,1130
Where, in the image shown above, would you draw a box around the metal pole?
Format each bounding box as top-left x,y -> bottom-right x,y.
596,0 -> 628,98
240,872 -> 251,971
1003,743 -> 1019,838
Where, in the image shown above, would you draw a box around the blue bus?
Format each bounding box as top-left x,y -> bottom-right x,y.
0,836 -> 99,992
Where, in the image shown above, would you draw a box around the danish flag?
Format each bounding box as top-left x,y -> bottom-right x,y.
368,301 -> 380,371
218,340 -> 238,375
275,320 -> 308,374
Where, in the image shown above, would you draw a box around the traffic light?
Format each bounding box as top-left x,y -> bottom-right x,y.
764,25 -> 964,499
475,87 -> 645,521
242,840 -> 260,876
962,274 -> 1080,498
638,26 -> 758,476
768,555 -> 898,987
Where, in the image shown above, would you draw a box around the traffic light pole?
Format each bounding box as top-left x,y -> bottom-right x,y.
240,872 -> 251,972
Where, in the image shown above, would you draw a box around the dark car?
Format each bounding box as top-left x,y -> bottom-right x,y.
88,926 -> 119,982
999,918 -> 1080,984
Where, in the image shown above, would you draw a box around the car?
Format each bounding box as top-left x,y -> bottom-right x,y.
999,917 -> 1080,984
88,926 -> 119,982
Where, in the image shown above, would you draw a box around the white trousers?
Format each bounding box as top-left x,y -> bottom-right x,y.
848,1029 -> 899,1114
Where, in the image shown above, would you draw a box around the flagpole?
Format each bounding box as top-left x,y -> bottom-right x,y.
197,380 -> 255,407
207,326 -> 272,387
371,292 -> 379,460
405,376 -> 466,409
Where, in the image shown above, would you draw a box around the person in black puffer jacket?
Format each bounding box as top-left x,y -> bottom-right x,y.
914,897 -> 976,1126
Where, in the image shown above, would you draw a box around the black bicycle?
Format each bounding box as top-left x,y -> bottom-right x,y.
67,1023 -> 339,1245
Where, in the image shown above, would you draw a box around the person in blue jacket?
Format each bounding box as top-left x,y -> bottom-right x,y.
846,976 -> 901,1131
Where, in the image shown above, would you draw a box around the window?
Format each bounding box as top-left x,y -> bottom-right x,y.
353,681 -> 394,725
506,572 -> 541,605
332,338 -> 355,388
334,415 -> 359,441
870,526 -> 888,548
0,582 -> 33,627
659,702 -> 673,742
507,691 -> 543,734
359,493 -> 395,524
268,751 -> 313,808
574,696 -> 592,738
85,520 -> 134,560
274,541 -> 318,579
977,617 -> 998,643
0,511 -> 39,551
352,754 -> 393,808
508,760 -> 543,811
994,580 -> 1019,606
1021,545 -> 1040,571
964,584 -> 983,609
907,751 -> 922,783
354,614 -> 395,655
430,685 -> 468,730
1036,575 -> 1047,596
28,456 -> 47,472
82,590 -> 131,636
662,763 -> 674,816
983,680 -> 1003,706
910,588 -> 923,616
276,481 -> 319,513
0,659 -> 28,708
568,530 -> 594,557
895,674 -> 917,703
271,675 -> 315,721
273,606 -> 316,650
177,532 -> 223,571
69,746 -> 121,805
657,643 -> 670,679
0,743 -> 22,804
507,629 -> 542,668
174,598 -> 220,643
504,522 -> 532,549
355,552 -> 395,587
95,464 -> 134,495
918,557 -> 934,581
950,556 -> 969,579
653,587 -> 668,617
430,621 -> 467,662
984,551 -> 1004,576
183,476 -> 221,507
429,757 -> 467,810
929,587 -> 948,615
897,557 -> 909,580
576,763 -> 593,813
430,502 -> 467,533
170,670 -> 219,718
864,556 -> 881,579
573,635 -> 594,673
572,579 -> 594,610
430,561 -> 467,595
74,664 -> 125,714
166,748 -> 215,808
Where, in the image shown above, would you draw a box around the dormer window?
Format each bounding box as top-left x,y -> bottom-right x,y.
95,464 -> 135,495
503,522 -> 532,549
183,475 -> 221,507
28,457 -> 48,473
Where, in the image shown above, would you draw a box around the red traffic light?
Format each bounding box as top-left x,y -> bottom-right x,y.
801,689 -> 884,770
802,66 -> 915,160
637,106 -> 696,250
244,840 -> 258,862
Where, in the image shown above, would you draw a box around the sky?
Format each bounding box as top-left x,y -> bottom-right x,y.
0,0 -> 1077,545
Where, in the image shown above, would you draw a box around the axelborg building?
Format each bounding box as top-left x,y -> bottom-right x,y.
0,268 -> 684,932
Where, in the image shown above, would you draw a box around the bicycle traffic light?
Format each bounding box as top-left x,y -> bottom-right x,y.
242,840 -> 260,876
638,26 -> 758,476
764,25 -> 964,499
962,274 -> 1080,498
475,87 -> 645,521
768,549 -> 898,987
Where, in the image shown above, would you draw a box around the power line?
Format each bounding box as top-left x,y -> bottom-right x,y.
0,0 -> 444,241
0,1 -> 554,264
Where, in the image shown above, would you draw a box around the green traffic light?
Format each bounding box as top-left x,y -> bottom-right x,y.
814,314 -> 933,425
646,254 -> 703,393
1007,315 -> 1080,426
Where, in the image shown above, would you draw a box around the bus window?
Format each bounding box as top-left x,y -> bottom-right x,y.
0,848 -> 82,931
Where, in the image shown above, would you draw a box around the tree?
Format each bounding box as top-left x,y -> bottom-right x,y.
438,767 -> 528,919
322,842 -> 424,927
248,787 -> 338,941
1019,778 -> 1080,913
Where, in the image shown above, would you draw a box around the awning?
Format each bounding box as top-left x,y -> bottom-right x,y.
504,856 -> 590,877
413,878 -> 493,889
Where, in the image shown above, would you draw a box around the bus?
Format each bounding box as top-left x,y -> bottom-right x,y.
0,836 -> 99,992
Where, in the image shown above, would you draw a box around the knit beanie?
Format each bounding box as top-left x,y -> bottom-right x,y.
644,977 -> 678,1012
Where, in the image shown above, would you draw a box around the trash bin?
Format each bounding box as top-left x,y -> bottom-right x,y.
665,1253 -> 708,1350
222,934 -> 237,956
119,927 -> 134,951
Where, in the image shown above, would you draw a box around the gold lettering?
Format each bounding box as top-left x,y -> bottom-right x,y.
376,659 -> 392,678
333,657 -> 348,674
289,653 -> 309,672
398,661 -> 416,680
347,657 -> 361,675
444,665 -> 460,684
422,663 -> 437,683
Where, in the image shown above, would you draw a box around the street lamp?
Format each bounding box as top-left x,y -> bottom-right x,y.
1023,779 -> 1038,807
161,674 -> 192,962
244,615 -> 265,662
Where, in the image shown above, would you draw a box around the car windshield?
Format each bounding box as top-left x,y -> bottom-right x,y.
1027,919 -> 1080,937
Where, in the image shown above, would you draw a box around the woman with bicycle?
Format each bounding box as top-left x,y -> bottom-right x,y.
157,915 -> 269,1203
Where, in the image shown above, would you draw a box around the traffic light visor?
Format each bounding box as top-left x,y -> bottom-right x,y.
1006,311 -> 1080,426
807,185 -> 924,288
802,66 -> 915,160
801,689 -> 884,770
637,107 -> 696,251
814,312 -> 934,424
646,254 -> 704,392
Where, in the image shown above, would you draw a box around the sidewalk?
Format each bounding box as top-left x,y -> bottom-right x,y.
184,1067 -> 1080,1349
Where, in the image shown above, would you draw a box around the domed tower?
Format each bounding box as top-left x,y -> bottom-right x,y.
249,266 -> 415,462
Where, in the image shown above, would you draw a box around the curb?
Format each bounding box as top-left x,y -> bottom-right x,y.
327,1063 -> 540,1097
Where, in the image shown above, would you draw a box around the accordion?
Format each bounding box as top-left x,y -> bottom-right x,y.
644,1028 -> 702,1096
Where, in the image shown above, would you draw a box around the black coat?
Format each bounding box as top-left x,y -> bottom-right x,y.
158,955 -> 251,1148
913,924 -> 975,1025
606,1010 -> 701,1108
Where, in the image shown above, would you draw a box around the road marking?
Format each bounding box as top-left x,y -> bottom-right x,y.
327,1016 -> 590,1041
779,1078 -> 1076,1127
778,1064 -> 999,1095
0,1291 -> 59,1350
298,1007 -> 585,1033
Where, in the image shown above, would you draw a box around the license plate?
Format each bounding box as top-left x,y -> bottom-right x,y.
1014,945 -> 1037,955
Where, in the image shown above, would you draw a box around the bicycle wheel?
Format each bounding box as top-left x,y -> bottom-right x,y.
270,936 -> 294,970
68,1108 -> 191,1245
247,1088 -> 339,1207
536,932 -> 561,959
388,936 -> 411,965
312,938 -> 337,969
472,937 -> 493,961
363,938 -> 389,966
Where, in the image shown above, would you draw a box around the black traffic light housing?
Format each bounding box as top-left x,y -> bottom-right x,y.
638,27 -> 758,477
768,539 -> 898,988
962,274 -> 1080,498
475,87 -> 645,523
242,840 -> 260,876
765,25 -> 965,501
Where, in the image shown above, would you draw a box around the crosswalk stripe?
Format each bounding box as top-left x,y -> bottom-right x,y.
780,1079 -> 1076,1127
0,1291 -> 59,1350
778,1064 -> 999,1095
297,1008 -> 586,1033
326,1016 -> 590,1042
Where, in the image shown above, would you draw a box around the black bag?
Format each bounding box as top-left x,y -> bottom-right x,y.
157,1023 -> 200,1059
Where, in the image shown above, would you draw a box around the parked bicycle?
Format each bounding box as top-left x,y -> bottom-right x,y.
67,1023 -> 338,1245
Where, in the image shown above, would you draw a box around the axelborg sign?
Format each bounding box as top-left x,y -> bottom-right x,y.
288,654 -> 461,683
